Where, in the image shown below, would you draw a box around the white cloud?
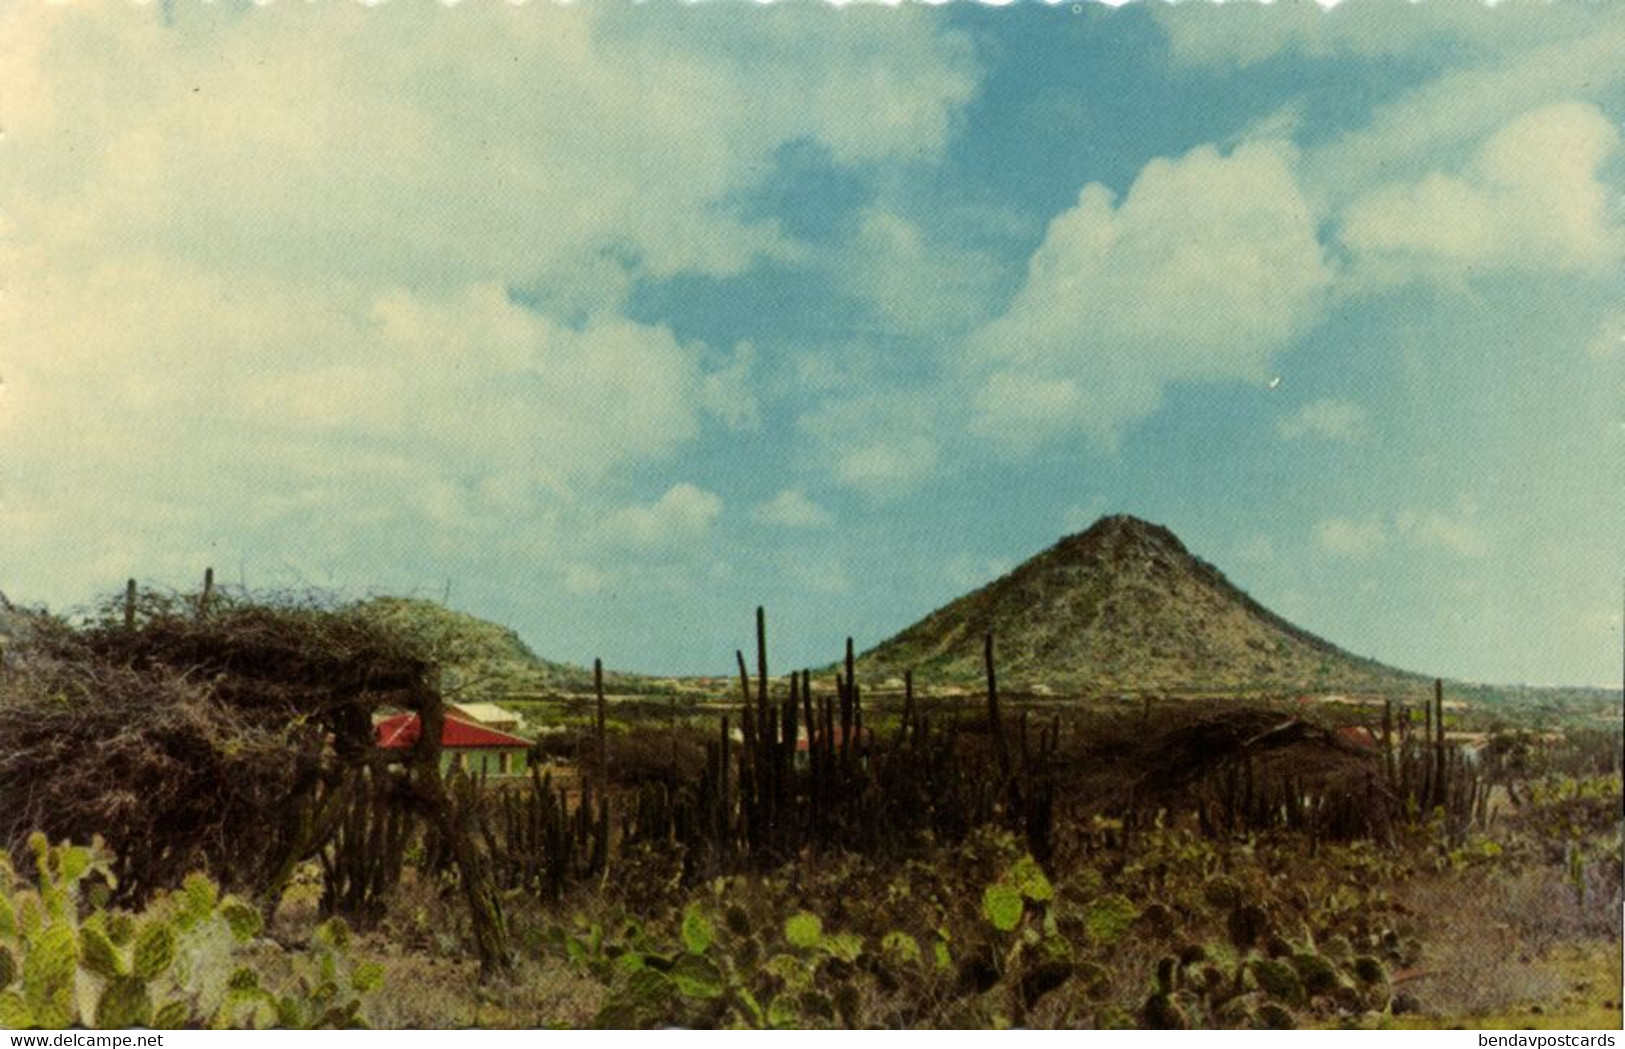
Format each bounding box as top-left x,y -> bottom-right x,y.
0,261 -> 725,601
0,3 -> 979,289
1314,507 -> 1492,561
562,564 -> 609,597
967,140 -> 1331,447
1314,516 -> 1386,557
602,484 -> 724,551
835,207 -> 1005,337
699,342 -> 762,433
1396,508 -> 1492,558
753,490 -> 833,529
1588,314 -> 1625,362
798,390 -> 942,497
0,2 -> 981,606
1278,398 -> 1369,443
972,373 -> 1090,452
1304,26 -> 1625,203
1156,0 -> 1611,72
835,436 -> 940,495
1,271 -> 703,489
1341,102 -> 1621,283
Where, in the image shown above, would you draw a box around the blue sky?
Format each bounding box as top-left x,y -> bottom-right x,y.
2,0 -> 1621,686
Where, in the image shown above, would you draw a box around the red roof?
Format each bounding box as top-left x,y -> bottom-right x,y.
1335,725 -> 1380,752
794,726 -> 874,753
375,713 -> 531,750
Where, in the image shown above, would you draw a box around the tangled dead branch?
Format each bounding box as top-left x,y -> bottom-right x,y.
0,589 -> 432,903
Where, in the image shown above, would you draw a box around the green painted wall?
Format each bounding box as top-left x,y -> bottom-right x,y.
438,747 -> 529,778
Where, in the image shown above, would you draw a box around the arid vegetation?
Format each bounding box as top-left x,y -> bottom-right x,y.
0,582 -> 1619,1029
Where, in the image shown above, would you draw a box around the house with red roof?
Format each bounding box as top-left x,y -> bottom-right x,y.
1334,725 -> 1380,753
793,725 -> 874,768
375,711 -> 533,778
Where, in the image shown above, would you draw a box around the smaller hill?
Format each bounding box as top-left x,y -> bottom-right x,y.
353,597 -> 655,700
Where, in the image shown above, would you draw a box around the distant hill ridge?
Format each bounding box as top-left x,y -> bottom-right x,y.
353,597 -> 641,697
855,514 -> 1430,696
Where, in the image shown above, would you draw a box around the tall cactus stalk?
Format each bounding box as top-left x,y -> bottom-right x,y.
595,658 -> 608,792
802,671 -> 822,835
718,715 -> 732,850
1382,698 -> 1395,790
669,695 -> 679,783
735,649 -> 752,710
756,606 -> 770,725
901,670 -> 916,747
798,670 -> 813,751
1433,678 -> 1447,812
1422,695 -> 1434,809
821,685 -> 835,803
411,680 -> 510,974
781,676 -> 799,819
837,672 -> 852,766
841,637 -> 857,766
985,633 -> 1009,779
734,649 -> 755,837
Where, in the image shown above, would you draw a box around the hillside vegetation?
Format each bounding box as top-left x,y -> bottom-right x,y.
0,581 -> 1618,1030
859,515 -> 1429,696
353,597 -> 662,700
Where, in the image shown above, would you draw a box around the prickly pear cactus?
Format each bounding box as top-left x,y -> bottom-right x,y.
1248,957 -> 1307,1007
1256,1001 -> 1297,1029
1289,951 -> 1340,997
0,835 -> 378,1029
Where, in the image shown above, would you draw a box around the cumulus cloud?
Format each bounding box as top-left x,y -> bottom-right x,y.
1156,0 -> 1610,72
1315,516 -> 1386,557
834,207 -> 1005,337
1588,315 -> 1625,362
1,3 -> 978,288
1,270 -> 703,491
1315,507 -> 1492,561
0,271 -> 719,604
967,140 -> 1330,447
1341,102 -> 1621,283
1304,27 -> 1625,203
834,437 -> 940,495
752,490 -> 833,529
0,1 -> 980,605
1396,508 -> 1492,558
602,484 -> 724,551
699,343 -> 762,433
1278,399 -> 1369,443
798,390 -> 942,498
1158,0 -> 1625,207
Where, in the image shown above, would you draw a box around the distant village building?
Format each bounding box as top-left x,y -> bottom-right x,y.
793,726 -> 875,769
449,702 -> 524,733
1334,725 -> 1380,753
375,712 -> 531,778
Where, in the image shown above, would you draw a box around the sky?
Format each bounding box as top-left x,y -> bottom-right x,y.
1,0 -> 1621,687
